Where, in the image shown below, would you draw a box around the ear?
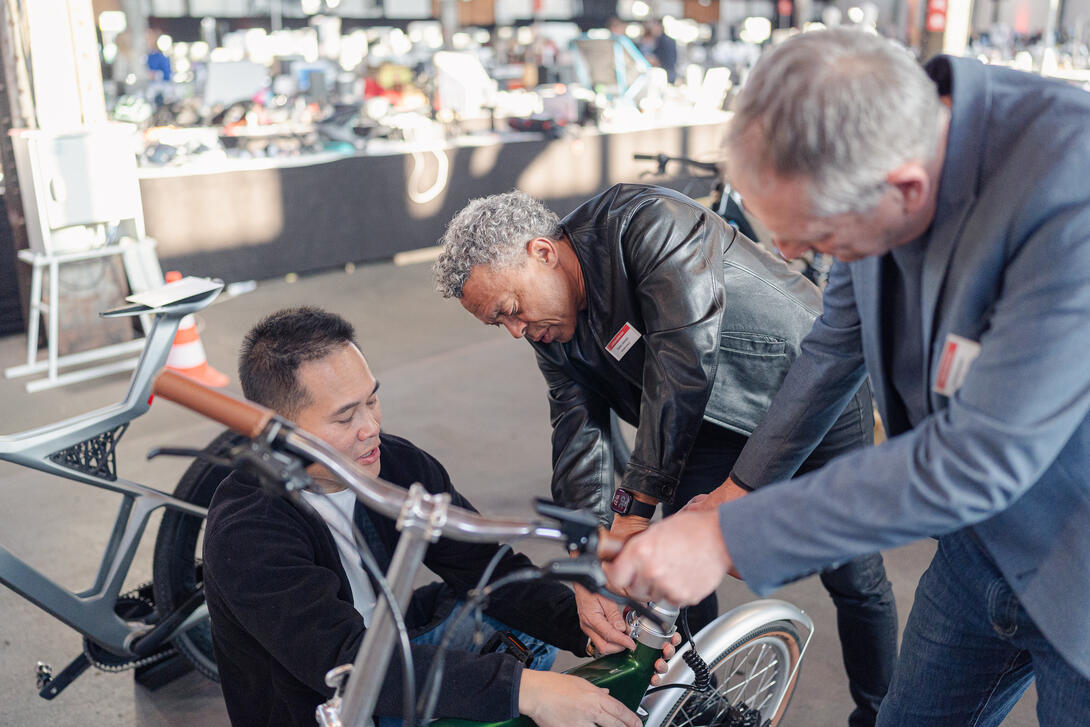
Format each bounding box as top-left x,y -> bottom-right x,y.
887,162 -> 931,214
526,237 -> 560,267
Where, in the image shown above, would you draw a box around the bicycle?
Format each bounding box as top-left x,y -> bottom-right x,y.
149,369 -> 814,727
634,153 -> 833,290
0,280 -> 225,698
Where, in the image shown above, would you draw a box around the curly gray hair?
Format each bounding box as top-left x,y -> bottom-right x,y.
434,190 -> 563,299
725,29 -> 943,217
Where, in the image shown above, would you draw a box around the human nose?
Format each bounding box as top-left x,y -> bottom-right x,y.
357,411 -> 380,440
502,319 -> 527,339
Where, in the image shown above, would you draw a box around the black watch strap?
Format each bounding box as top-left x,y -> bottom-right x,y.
610,488 -> 657,519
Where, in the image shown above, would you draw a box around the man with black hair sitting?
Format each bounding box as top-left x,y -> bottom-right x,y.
203,306 -> 673,727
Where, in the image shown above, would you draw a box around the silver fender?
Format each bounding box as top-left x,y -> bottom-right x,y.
640,598 -> 813,727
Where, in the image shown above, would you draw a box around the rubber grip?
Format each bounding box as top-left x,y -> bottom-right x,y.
597,528 -> 626,561
153,370 -> 273,439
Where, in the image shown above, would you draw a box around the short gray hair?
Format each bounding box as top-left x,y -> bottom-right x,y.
725,29 -> 943,216
434,190 -> 562,299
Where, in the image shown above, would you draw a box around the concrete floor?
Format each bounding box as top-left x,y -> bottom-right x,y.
0,260 -> 1037,726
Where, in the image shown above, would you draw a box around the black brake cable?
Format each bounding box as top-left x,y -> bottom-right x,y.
414,536 -> 533,727
292,491 -> 417,727
416,567 -> 542,727
644,606 -> 713,695
467,536 -> 530,653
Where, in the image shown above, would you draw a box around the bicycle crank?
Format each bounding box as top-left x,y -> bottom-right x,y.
36,584 -> 177,700
83,584 -> 178,673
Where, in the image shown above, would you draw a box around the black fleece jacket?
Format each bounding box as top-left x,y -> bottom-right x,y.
203,433 -> 585,727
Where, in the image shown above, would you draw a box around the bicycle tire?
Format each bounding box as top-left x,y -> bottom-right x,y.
151,428 -> 244,681
648,620 -> 802,727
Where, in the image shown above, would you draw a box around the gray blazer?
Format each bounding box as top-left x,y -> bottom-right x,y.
723,56 -> 1090,678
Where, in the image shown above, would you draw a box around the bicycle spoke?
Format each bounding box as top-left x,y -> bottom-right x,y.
658,628 -> 800,727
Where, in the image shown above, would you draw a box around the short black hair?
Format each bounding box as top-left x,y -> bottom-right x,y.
239,307 -> 360,417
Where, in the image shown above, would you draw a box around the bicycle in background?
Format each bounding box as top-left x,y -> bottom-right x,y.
635,153 -> 833,290
0,281 -> 224,698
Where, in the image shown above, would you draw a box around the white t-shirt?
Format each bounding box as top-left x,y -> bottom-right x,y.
301,488 -> 378,626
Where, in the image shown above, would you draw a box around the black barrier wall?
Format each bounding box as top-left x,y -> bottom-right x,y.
143,122 -> 728,282
0,122 -> 728,333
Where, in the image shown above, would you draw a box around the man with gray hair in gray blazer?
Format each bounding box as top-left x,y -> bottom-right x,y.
605,28 -> 1090,726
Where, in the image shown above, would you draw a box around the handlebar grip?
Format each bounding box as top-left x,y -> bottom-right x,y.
153,369 -> 274,439
597,528 -> 626,561
633,153 -> 657,160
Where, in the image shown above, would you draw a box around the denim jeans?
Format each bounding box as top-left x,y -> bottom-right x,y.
667,415 -> 897,727
877,529 -> 1090,727
376,603 -> 557,727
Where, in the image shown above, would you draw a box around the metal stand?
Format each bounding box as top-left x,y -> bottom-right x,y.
4,239 -> 155,392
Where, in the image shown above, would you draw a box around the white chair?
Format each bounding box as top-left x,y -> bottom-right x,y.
4,123 -> 163,392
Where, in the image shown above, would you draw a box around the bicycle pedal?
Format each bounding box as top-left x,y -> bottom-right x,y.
36,653 -> 91,700
35,662 -> 52,691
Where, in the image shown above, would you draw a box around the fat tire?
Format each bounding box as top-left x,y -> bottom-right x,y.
151,429 -> 245,681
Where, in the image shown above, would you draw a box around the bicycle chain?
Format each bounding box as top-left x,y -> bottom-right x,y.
82,582 -> 179,673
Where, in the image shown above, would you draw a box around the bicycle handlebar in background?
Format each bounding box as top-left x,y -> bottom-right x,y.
634,152 -> 721,177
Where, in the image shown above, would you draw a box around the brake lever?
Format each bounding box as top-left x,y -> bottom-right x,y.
533,498 -> 600,554
148,441 -> 314,498
146,446 -> 233,469
229,441 -> 314,497
541,555 -> 669,632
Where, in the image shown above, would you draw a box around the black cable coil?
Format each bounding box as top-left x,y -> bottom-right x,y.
679,609 -> 712,692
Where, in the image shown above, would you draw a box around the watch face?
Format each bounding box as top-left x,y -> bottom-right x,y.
611,489 -> 632,513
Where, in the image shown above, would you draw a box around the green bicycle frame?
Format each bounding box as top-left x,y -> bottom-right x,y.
433,642 -> 662,727
433,601 -> 676,727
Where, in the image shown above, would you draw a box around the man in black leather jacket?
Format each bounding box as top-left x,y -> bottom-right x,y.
435,184 -> 897,727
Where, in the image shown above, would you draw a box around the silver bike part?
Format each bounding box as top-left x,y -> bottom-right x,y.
337,484 -> 448,727
630,600 -> 680,649
315,697 -> 343,727
315,664 -> 353,727
641,599 -> 813,727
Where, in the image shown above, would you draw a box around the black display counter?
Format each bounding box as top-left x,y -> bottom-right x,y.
140,120 -> 729,282
0,120 -> 729,335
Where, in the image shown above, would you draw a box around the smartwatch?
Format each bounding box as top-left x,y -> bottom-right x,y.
610,488 -> 657,519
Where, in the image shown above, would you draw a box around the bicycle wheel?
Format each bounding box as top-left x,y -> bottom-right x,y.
152,429 -> 244,681
652,620 -> 802,727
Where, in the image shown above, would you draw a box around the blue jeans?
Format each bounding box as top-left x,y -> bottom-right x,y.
877,529 -> 1090,727
669,410 -> 897,727
376,603 -> 557,727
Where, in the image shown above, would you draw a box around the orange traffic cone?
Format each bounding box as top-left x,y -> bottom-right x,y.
164,271 -> 230,387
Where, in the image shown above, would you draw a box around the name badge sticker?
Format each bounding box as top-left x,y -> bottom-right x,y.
605,322 -> 642,361
933,333 -> 981,397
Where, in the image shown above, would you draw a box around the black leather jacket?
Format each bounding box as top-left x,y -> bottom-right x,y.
531,184 -> 868,522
